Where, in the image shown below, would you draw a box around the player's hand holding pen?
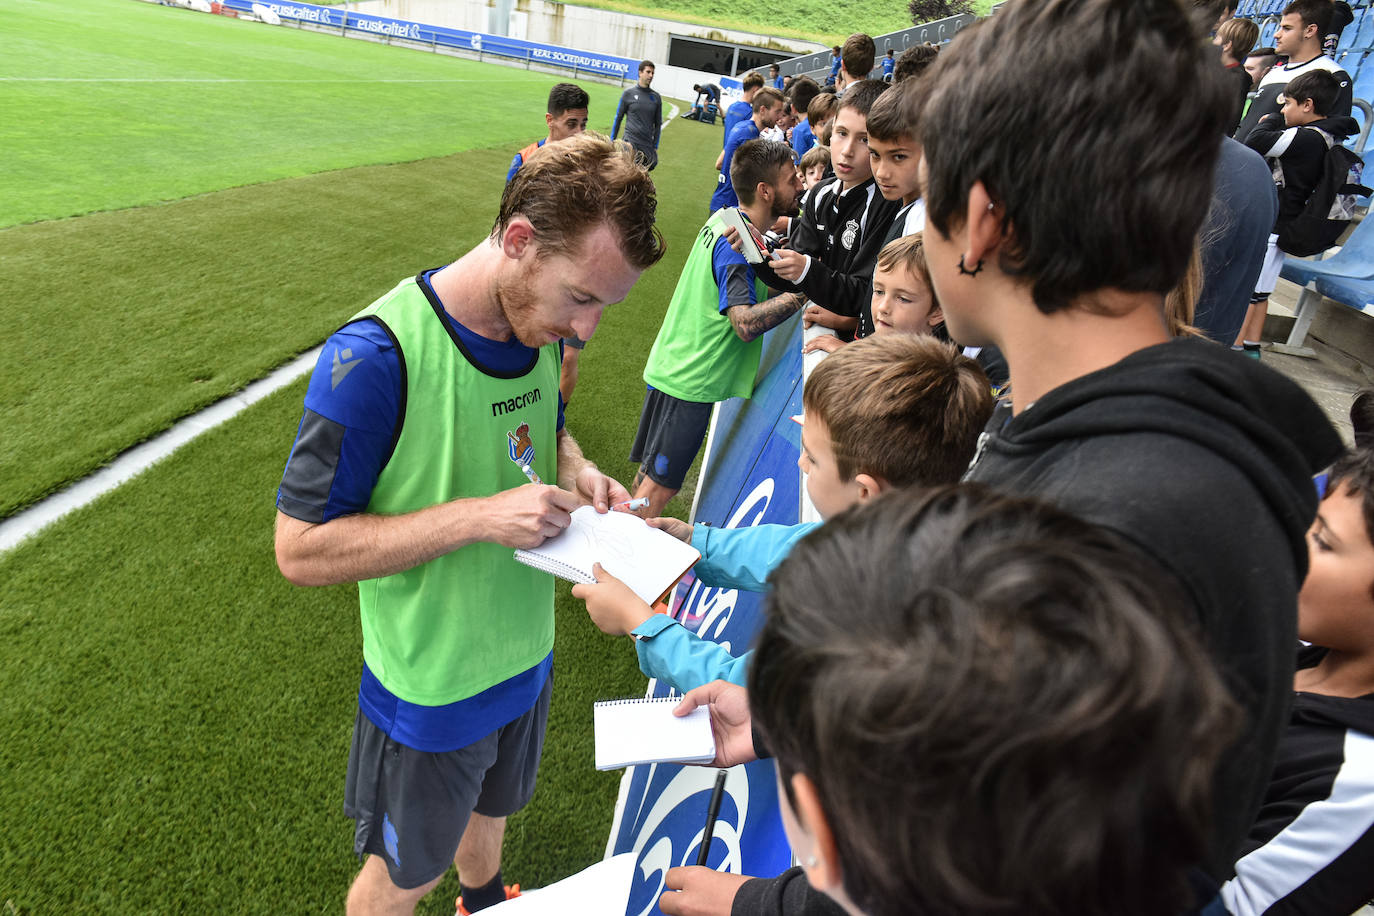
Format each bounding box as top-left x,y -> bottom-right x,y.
484,483 -> 582,550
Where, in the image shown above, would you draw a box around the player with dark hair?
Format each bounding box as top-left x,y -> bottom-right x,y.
632,139 -> 804,517
684,82 -> 720,121
611,60 -> 662,171
786,76 -> 822,157
504,82 -> 589,183
723,71 -> 765,140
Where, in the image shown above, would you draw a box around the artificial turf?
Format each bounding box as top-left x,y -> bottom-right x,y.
0,0 -> 629,228
0,96 -> 728,913
0,0 -> 646,519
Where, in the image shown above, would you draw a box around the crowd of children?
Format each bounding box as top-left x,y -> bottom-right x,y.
487,1 -> 1374,914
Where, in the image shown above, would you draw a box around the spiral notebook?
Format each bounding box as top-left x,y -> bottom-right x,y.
514,506 -> 701,605
593,695 -> 716,770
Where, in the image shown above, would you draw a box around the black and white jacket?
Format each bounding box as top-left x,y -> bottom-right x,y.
1235,54 -> 1352,145
755,176 -> 900,319
1221,647 -> 1374,915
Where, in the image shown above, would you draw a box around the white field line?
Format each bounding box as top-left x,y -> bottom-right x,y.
0,101 -> 680,555
0,347 -> 321,554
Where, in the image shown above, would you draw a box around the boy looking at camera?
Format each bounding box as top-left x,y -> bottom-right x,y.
751,80 -> 901,336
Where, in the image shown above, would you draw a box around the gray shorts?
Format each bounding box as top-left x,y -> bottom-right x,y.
342,672 -> 552,889
628,387 -> 714,491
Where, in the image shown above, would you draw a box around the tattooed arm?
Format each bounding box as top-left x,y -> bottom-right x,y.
726,292 -> 807,343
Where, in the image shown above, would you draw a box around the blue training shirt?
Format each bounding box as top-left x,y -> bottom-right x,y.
710,119 -> 761,212
791,118 -> 816,158
276,268 -> 565,751
723,100 -> 752,145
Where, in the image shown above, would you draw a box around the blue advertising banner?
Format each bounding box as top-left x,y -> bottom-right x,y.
607,315 -> 804,916
219,0 -> 639,77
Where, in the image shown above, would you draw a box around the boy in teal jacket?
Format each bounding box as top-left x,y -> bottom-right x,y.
574,333 -> 994,691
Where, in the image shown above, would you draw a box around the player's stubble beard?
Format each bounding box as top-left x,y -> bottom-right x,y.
496,258 -> 562,347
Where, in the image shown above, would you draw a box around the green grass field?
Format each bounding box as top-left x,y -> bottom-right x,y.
0,0 -> 725,910
0,0 -> 632,519
1,0 -> 630,228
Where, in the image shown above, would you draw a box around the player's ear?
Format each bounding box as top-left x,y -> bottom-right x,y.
926,304 -> 944,328
545,112 -> 555,131
501,216 -> 537,260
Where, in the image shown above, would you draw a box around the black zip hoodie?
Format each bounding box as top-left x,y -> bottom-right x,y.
963,336 -> 1344,877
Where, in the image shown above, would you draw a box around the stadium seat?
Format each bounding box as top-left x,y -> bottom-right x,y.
1278,260 -> 1374,348
1236,0 -> 1257,16
1260,18 -> 1279,46
1280,215 -> 1374,289
1356,9 -> 1374,49
1353,55 -> 1374,110
1338,8 -> 1364,52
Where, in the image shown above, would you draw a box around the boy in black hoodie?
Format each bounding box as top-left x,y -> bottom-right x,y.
1238,69 -> 1358,357
921,0 -> 1342,881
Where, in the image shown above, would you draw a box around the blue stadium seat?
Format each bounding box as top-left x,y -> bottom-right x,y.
1236,0 -> 1257,16
1338,8 -> 1364,52
1353,52 -> 1374,104
1260,17 -> 1279,46
1356,9 -> 1374,48
1276,235 -> 1374,347
1317,273 -> 1374,309
1280,216 -> 1374,288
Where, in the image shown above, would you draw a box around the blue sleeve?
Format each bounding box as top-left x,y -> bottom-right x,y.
630,616 -> 751,692
692,522 -> 821,591
277,319 -> 402,523
611,97 -> 626,139
654,94 -> 662,147
506,153 -> 523,183
712,237 -> 756,315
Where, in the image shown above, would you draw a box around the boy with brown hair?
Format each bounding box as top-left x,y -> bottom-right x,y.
798,144 -> 830,190
579,334 -> 991,692
916,0 -> 1341,876
837,32 -> 875,93
1216,16 -> 1260,130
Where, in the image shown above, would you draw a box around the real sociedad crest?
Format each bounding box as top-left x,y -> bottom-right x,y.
507,422 -> 535,468
841,218 -> 859,250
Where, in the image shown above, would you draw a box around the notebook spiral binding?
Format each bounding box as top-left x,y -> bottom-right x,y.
595,696 -> 678,706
